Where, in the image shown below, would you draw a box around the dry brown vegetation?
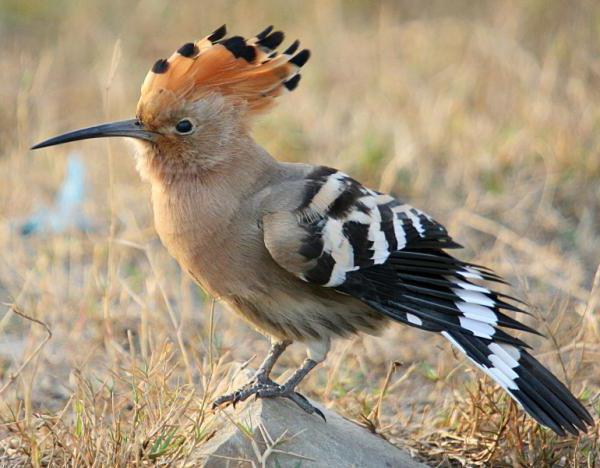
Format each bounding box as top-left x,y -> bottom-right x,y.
0,0 -> 599,466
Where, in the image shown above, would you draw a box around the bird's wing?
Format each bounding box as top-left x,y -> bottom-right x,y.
262,166 -> 593,435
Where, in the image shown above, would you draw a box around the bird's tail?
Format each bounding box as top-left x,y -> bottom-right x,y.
348,249 -> 594,435
442,329 -> 593,435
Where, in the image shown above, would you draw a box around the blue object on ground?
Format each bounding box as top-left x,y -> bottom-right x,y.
20,153 -> 93,235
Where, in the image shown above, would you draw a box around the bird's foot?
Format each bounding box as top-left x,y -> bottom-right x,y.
212,375 -> 325,421
211,371 -> 276,408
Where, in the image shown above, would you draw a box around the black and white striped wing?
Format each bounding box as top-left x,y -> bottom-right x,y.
262,166 -> 593,435
293,167 -> 461,285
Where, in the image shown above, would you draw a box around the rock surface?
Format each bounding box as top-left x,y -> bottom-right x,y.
194,372 -> 428,467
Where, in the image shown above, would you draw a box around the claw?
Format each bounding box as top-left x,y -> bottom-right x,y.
212,395 -> 233,410
292,391 -> 322,417
313,406 -> 326,422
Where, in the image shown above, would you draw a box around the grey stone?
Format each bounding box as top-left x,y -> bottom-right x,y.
193,371 -> 428,467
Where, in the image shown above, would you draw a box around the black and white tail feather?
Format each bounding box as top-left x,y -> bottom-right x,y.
264,166 -> 593,436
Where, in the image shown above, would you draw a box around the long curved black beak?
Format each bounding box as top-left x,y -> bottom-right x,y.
31,118 -> 157,150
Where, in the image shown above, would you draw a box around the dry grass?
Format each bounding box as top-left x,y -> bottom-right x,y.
1,0 -> 599,466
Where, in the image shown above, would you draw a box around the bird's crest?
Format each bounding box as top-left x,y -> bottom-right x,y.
137,25 -> 310,120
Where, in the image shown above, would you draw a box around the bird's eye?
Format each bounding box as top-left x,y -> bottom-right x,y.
175,119 -> 194,134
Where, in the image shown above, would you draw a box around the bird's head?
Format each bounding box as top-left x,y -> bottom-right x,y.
32,25 -> 310,180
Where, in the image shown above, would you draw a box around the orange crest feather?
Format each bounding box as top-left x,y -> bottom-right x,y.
138,25 -> 309,118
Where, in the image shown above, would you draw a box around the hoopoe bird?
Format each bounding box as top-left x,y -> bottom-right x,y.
32,25 -> 593,436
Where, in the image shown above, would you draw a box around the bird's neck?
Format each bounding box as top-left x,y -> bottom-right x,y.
137,132 -> 277,186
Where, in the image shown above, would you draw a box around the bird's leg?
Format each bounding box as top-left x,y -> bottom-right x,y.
253,339 -> 292,384
212,339 -> 291,408
212,339 -> 329,421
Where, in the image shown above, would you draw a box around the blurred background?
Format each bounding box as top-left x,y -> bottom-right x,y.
0,0 -> 599,465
